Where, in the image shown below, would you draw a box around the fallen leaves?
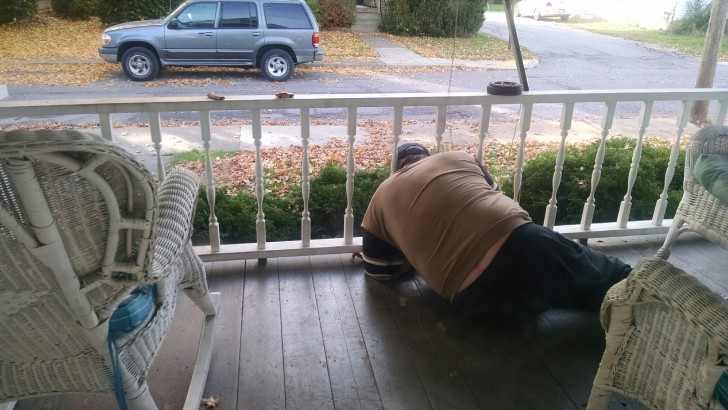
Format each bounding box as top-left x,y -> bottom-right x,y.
0,15 -> 105,59
200,396 -> 219,409
321,30 -> 378,59
384,33 -> 537,61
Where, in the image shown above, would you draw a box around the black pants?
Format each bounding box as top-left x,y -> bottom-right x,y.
452,222 -> 631,320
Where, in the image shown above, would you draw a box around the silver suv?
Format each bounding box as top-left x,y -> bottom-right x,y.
99,0 -> 324,81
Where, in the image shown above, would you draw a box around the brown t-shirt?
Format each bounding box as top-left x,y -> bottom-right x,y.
362,151 -> 531,300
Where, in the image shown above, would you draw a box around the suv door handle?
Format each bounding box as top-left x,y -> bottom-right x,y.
199,32 -> 213,36
252,32 -> 260,36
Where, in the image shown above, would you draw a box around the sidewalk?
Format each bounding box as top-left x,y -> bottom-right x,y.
346,10 -> 536,70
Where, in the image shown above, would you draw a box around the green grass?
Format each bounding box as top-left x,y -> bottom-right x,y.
169,149 -> 239,166
486,3 -> 505,12
566,20 -> 728,61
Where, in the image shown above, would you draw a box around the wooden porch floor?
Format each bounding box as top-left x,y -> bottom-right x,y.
16,234 -> 728,410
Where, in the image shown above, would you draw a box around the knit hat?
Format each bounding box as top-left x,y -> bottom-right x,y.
396,142 -> 430,170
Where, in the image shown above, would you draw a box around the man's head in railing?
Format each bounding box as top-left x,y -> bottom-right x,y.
396,142 -> 430,170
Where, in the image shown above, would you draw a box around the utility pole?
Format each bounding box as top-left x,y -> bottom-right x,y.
691,0 -> 728,125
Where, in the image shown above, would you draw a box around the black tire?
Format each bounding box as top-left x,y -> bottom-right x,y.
121,47 -> 160,81
260,49 -> 294,82
487,81 -> 523,96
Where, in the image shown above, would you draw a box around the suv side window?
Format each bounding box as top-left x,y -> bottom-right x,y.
221,2 -> 258,29
263,3 -> 312,29
177,2 -> 218,28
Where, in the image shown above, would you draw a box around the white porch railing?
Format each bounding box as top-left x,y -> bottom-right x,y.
2,89 -> 727,262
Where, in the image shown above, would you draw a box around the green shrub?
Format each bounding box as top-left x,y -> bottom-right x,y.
305,0 -> 323,26
192,163 -> 390,244
669,0 -> 712,35
193,187 -> 300,245
0,0 -> 37,24
500,138 -> 685,226
52,0 -> 95,19
288,162 -> 390,238
96,0 -> 177,26
317,0 -> 355,28
381,0 -> 487,37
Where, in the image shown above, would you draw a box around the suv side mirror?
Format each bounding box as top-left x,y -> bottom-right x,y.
168,19 -> 180,29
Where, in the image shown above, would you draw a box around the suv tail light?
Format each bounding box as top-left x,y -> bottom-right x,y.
312,32 -> 320,48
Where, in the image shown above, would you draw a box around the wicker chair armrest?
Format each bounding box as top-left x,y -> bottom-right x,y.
599,278 -> 629,331
624,258 -> 728,353
150,168 -> 200,280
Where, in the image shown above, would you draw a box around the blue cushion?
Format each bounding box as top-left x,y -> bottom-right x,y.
109,284 -> 156,338
717,370 -> 728,408
693,154 -> 728,204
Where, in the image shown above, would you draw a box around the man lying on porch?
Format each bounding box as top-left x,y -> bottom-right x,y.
360,142 -> 632,326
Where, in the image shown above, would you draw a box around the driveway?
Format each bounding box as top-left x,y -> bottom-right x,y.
481,11 -> 728,90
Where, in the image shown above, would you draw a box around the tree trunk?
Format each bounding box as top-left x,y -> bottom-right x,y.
691,0 -> 728,125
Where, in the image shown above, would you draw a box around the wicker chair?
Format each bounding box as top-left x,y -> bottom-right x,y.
587,258 -> 728,410
657,125 -> 728,259
0,130 -> 218,410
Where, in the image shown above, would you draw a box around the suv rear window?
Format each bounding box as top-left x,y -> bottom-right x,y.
263,3 -> 312,29
221,2 -> 258,28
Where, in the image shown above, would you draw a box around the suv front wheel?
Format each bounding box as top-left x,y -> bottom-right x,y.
122,47 -> 160,81
260,49 -> 294,82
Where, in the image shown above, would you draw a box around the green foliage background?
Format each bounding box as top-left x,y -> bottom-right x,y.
380,0 -> 487,37
51,0 -> 96,19
96,0 -> 176,25
192,163 -> 389,244
0,0 -> 38,24
500,138 -> 685,226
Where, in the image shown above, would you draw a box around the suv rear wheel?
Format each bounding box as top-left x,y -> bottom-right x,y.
122,47 -> 160,81
261,49 -> 294,82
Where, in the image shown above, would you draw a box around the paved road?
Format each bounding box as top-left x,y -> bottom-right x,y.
481,12 -> 728,91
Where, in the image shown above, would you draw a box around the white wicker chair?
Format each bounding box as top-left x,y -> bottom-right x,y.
587,258 -> 728,410
0,130 -> 218,410
657,125 -> 728,259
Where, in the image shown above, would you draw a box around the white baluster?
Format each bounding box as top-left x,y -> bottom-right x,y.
544,102 -> 574,228
301,108 -> 311,247
512,104 -> 533,203
715,99 -> 727,126
477,104 -> 492,165
391,105 -> 403,174
653,100 -> 693,225
344,107 -> 356,245
99,113 -> 113,141
252,109 -> 266,249
435,105 -> 446,152
617,101 -> 653,228
200,110 -> 220,252
149,112 -> 165,182
581,101 -> 617,231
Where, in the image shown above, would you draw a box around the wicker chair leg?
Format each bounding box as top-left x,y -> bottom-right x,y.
586,386 -> 611,410
125,381 -> 157,410
185,290 -> 218,317
656,218 -> 685,259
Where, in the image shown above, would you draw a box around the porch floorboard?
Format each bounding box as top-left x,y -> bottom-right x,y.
15,234 -> 727,410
